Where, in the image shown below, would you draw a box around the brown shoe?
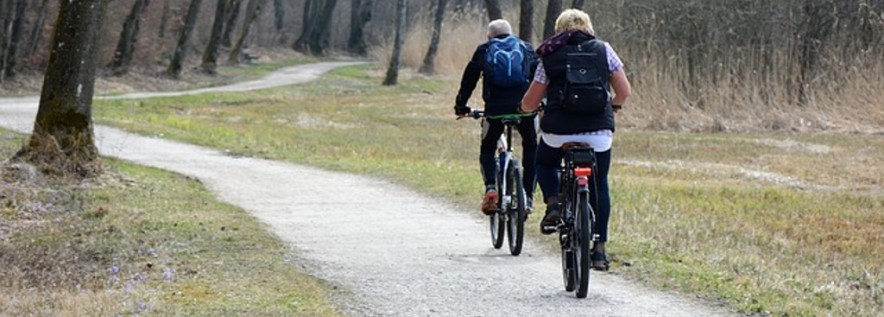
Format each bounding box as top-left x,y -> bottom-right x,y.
481,190 -> 498,215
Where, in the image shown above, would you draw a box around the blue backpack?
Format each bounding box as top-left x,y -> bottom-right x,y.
485,35 -> 528,88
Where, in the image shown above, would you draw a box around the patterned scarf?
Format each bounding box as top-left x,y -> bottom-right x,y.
535,30 -> 596,57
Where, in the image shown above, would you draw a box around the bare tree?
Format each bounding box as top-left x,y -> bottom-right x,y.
571,0 -> 585,9
419,0 -> 447,75
543,0 -> 562,39
14,0 -> 107,177
382,0 -> 406,86
167,0 -> 203,78
0,0 -> 12,82
519,0 -> 533,42
273,0 -> 285,31
158,0 -> 171,38
294,0 -> 339,55
347,0 -> 372,55
2,0 -> 25,79
222,0 -> 243,47
26,0 -> 50,58
111,0 -> 150,76
229,0 -> 268,64
201,0 -> 230,74
484,0 -> 502,21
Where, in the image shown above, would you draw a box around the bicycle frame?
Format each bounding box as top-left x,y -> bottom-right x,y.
497,119 -> 520,211
461,110 -> 534,255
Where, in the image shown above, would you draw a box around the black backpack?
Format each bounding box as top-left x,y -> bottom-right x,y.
561,40 -> 611,114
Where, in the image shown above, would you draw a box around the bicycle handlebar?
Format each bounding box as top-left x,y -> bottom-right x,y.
458,109 -> 536,121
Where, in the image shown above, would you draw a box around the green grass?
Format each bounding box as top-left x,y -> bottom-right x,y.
93,63 -> 883,316
0,132 -> 341,316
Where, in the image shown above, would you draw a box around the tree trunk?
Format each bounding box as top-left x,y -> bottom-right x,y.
273,0 -> 284,31
228,0 -> 268,64
222,0 -> 242,47
347,0 -> 372,55
201,0 -> 229,74
543,0 -> 563,39
14,0 -> 107,177
167,0 -> 203,78
571,0 -> 585,9
26,0 -> 50,58
111,0 -> 150,76
518,0 -> 533,42
484,0 -> 502,21
294,0 -> 338,55
382,0 -> 406,86
419,0 -> 447,75
312,0 -> 338,54
158,0 -> 171,38
0,0 -> 14,82
2,0 -> 25,79
0,0 -> 15,83
293,0 -> 315,53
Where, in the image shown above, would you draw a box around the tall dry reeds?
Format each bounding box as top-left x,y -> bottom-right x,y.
388,1 -> 884,132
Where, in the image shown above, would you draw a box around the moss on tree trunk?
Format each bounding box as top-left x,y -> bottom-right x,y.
13,0 -> 105,178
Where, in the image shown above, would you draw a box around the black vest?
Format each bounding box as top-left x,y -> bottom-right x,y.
540,34 -> 616,134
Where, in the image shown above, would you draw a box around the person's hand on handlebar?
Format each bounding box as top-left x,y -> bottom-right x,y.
454,104 -> 471,117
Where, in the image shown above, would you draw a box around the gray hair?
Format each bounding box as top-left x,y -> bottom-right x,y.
487,19 -> 512,38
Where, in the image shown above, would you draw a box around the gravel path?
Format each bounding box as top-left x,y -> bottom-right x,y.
0,62 -> 737,317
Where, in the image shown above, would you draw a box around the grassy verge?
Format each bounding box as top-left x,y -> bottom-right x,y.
93,64 -> 883,316
0,131 -> 341,316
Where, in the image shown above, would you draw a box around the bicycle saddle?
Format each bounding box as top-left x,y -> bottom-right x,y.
562,142 -> 591,152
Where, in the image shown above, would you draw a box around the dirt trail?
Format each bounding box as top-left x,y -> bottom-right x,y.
0,62 -> 737,316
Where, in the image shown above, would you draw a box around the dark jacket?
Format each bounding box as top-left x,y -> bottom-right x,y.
540,33 -> 616,134
455,34 -> 538,116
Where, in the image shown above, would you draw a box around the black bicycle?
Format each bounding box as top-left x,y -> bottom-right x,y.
462,110 -> 533,255
555,143 -> 599,298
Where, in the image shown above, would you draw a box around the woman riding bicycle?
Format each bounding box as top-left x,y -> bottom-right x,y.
518,9 -> 632,270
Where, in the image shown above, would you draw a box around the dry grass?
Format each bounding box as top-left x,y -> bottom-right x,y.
0,131 -> 341,317
374,5 -> 884,134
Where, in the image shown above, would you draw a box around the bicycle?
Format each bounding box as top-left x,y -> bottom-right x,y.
460,110 -> 534,256
554,142 -> 599,298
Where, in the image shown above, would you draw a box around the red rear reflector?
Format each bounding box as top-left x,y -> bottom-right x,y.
577,177 -> 589,186
574,167 -> 592,177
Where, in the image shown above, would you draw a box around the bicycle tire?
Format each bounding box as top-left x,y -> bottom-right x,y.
506,164 -> 526,256
490,209 -> 505,249
562,233 -> 577,291
576,191 -> 592,298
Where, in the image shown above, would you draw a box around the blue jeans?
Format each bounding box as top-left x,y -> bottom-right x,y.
535,140 -> 612,242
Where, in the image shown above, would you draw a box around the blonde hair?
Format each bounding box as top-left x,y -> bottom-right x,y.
554,9 -> 595,35
487,19 -> 512,38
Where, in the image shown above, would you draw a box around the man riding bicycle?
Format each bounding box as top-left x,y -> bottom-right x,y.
518,9 -> 632,270
454,19 -> 539,216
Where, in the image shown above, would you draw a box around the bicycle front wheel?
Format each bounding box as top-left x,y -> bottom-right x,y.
490,210 -> 505,248
506,165 -> 526,256
575,191 -> 593,298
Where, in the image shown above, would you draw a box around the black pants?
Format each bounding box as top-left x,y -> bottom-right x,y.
480,118 -> 537,197
536,140 -> 612,242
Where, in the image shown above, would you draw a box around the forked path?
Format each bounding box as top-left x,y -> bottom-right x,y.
0,62 -> 735,316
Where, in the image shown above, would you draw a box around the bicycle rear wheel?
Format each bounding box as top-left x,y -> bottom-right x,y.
575,191 -> 592,298
561,230 -> 577,291
506,165 -> 526,256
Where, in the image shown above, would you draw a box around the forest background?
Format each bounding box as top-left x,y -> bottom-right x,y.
0,0 -> 881,133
